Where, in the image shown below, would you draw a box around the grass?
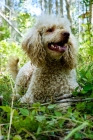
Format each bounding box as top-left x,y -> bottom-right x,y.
0,40 -> 93,140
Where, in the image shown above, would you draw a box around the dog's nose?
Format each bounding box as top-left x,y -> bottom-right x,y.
62,32 -> 70,37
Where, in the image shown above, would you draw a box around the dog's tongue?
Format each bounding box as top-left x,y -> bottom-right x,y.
49,43 -> 67,53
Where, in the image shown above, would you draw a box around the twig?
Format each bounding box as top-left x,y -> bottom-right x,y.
20,128 -> 37,140
55,93 -> 72,101
56,98 -> 93,103
41,97 -> 93,106
64,122 -> 89,140
7,78 -> 15,140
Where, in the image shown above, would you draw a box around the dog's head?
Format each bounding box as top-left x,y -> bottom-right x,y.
22,14 -> 78,69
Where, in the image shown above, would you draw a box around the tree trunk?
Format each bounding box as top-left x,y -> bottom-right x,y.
56,0 -> 58,15
39,0 -> 43,11
65,0 -> 72,23
60,0 -> 63,16
44,0 -> 47,13
92,3 -> 93,24
49,0 -> 52,14
89,0 -> 92,24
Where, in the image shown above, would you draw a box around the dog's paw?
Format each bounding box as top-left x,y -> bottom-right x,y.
19,97 -> 26,103
19,96 -> 33,104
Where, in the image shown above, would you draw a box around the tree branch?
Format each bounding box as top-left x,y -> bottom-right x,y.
0,12 -> 23,37
41,95 -> 93,106
56,98 -> 93,103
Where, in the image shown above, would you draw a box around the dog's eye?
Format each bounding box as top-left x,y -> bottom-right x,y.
47,28 -> 54,33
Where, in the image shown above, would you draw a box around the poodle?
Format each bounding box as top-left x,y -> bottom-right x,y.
8,14 -> 78,105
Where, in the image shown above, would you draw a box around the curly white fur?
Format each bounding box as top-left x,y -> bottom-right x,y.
8,14 -> 78,106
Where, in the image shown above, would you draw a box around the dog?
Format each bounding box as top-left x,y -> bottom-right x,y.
8,14 -> 78,106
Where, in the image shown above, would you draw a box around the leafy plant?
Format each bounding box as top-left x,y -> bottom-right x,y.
16,12 -> 35,33
0,40 -> 28,72
78,23 -> 93,63
0,21 -> 10,41
0,101 -> 93,140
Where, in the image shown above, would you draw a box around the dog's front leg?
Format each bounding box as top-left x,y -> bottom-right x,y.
19,82 -> 34,104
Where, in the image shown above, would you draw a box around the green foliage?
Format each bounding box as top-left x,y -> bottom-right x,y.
0,74 -> 12,104
16,12 -> 35,33
76,62 -> 93,94
0,9 -> 93,140
77,23 -> 93,100
0,40 -> 28,105
82,0 -> 93,6
0,21 -> 10,41
0,101 -> 93,140
0,12 -> 35,41
0,40 -> 28,72
72,21 -> 93,119
78,23 -> 93,62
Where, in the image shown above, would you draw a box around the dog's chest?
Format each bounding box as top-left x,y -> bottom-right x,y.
32,68 -> 74,103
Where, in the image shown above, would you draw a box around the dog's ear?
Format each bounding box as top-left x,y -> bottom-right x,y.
61,35 -> 78,69
22,27 -> 46,67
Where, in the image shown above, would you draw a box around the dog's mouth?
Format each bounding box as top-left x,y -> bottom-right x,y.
48,41 -> 67,53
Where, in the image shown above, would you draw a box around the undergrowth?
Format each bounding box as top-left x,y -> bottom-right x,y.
0,22 -> 93,139
0,40 -> 93,140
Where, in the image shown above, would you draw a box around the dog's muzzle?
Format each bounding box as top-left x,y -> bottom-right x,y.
48,31 -> 70,53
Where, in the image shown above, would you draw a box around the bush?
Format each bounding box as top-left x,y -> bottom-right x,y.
0,22 -> 10,41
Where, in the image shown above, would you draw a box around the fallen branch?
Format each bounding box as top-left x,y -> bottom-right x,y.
56,98 -> 93,103
55,93 -> 72,101
41,97 -> 93,106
